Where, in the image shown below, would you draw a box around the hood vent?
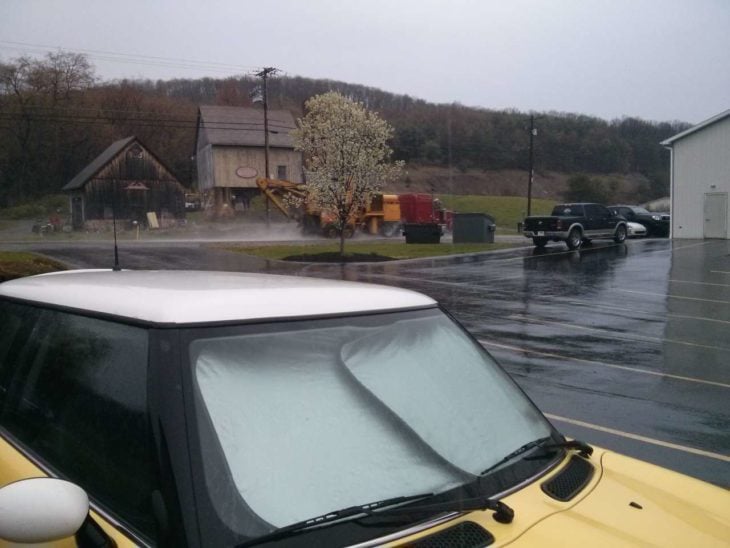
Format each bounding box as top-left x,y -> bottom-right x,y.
404,521 -> 494,547
541,455 -> 594,502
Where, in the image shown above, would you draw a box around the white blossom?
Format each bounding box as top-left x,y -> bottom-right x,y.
293,92 -> 403,254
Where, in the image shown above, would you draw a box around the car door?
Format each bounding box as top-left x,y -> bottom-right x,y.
0,300 -> 157,546
583,204 -> 602,237
618,207 -> 635,222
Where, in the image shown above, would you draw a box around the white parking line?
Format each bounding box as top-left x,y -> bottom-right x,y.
617,288 -> 730,305
478,340 -> 730,388
669,279 -> 730,288
544,413 -> 730,463
506,313 -> 730,352
630,241 -> 713,255
563,299 -> 730,326
358,272 -> 519,288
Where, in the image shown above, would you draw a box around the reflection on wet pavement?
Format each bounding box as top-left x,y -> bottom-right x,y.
289,239 -> 730,487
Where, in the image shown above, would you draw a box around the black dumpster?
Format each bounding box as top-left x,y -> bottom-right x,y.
453,213 -> 496,243
403,223 -> 441,244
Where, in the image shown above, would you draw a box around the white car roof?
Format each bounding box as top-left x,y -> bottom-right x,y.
0,270 -> 436,325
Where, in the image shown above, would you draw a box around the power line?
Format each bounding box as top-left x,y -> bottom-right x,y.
0,112 -> 297,133
0,40 -> 268,75
4,101 -> 296,121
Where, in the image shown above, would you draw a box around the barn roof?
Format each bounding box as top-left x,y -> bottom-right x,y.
661,109 -> 730,147
63,136 -> 136,191
197,106 -> 297,148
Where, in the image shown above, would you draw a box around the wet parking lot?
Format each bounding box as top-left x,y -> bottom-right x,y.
6,236 -> 730,487
302,238 -> 730,487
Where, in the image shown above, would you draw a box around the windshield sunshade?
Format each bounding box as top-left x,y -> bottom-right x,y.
190,310 -> 550,530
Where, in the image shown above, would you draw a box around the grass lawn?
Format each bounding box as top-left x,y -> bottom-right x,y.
0,252 -> 66,282
223,240 -> 519,261
438,195 -> 555,233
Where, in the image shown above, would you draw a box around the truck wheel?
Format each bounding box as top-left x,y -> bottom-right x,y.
614,224 -> 627,243
566,228 -> 582,250
533,237 -> 548,248
381,223 -> 400,237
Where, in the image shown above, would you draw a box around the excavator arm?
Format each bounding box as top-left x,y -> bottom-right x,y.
256,178 -> 308,219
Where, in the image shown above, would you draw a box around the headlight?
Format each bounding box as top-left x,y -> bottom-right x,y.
652,215 -> 661,220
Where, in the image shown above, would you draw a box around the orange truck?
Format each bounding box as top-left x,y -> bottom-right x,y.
256,179 -> 451,238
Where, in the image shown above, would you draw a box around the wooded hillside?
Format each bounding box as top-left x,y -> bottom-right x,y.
0,52 -> 690,208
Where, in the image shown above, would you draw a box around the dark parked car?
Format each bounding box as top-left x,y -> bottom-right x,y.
523,203 -> 627,250
609,205 -> 670,237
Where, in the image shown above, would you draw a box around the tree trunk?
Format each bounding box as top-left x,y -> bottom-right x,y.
339,230 -> 346,257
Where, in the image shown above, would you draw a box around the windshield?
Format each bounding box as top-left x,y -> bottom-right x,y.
630,207 -> 651,214
551,204 -> 584,216
188,308 -> 551,536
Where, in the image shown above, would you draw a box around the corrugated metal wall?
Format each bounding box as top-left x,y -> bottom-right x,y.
671,116 -> 730,239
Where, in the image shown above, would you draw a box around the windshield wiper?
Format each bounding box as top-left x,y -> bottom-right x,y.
479,436 -> 554,477
479,436 -> 593,478
542,439 -> 593,458
237,492 -> 434,547
371,494 -> 515,524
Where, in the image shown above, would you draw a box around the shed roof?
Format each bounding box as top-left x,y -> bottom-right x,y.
198,106 -> 297,148
63,136 -> 136,191
660,109 -> 730,147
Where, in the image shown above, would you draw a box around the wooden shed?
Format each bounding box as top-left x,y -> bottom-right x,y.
63,136 -> 186,229
195,106 -> 302,213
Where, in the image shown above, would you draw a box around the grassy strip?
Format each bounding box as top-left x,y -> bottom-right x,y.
438,195 -> 556,233
222,240 -> 519,261
0,252 -> 66,282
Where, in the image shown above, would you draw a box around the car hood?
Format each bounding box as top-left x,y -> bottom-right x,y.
391,449 -> 729,547
506,450 -> 729,546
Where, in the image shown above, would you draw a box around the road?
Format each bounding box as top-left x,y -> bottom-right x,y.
3,236 -> 729,487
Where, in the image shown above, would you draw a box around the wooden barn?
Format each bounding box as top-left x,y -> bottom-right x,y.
63,137 -> 186,229
195,106 -> 302,213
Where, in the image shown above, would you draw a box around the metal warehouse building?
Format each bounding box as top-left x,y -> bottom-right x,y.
661,109 -> 730,239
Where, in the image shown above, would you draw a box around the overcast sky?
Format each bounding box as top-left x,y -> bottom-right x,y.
1,0 -> 728,124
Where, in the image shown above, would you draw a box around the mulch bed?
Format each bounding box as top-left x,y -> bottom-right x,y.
282,252 -> 394,263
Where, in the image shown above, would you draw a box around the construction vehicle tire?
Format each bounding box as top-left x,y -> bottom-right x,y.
381,223 -> 400,237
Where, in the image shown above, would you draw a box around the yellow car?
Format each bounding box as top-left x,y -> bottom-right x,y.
0,270 -> 728,547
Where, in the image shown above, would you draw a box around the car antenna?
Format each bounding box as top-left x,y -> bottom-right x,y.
111,179 -> 121,271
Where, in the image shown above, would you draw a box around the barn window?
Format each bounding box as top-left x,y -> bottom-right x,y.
127,145 -> 143,159
127,145 -> 144,178
277,165 -> 287,180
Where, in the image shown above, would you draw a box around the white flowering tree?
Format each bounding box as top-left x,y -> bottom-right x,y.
293,92 -> 403,255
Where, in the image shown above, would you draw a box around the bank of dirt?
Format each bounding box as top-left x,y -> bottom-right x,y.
385,166 -> 650,202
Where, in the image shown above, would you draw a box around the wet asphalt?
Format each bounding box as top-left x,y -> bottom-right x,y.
3,236 -> 729,487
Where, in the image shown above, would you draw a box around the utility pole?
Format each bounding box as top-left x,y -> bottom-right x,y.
256,67 -> 278,226
527,114 -> 538,217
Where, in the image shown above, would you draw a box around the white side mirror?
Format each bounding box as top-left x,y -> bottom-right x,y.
0,477 -> 89,543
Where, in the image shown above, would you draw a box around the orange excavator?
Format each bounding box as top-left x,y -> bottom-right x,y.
256,178 -> 403,237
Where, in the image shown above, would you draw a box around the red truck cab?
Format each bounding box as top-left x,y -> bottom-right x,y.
399,194 -> 453,231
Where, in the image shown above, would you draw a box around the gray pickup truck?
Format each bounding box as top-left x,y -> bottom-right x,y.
523,203 -> 627,249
